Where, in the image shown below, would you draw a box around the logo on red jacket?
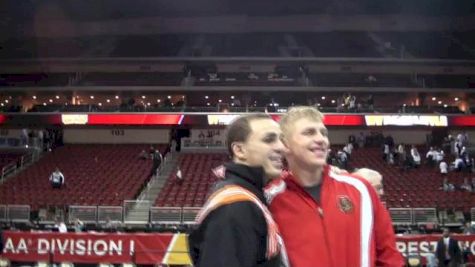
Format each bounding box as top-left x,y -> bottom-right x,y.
337,195 -> 354,214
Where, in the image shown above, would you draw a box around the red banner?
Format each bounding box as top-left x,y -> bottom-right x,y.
4,231 -> 475,264
396,234 -> 475,257
271,114 -> 365,126
87,114 -> 184,125
2,231 -> 174,264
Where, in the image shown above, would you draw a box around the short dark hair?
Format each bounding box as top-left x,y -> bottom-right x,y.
226,114 -> 272,158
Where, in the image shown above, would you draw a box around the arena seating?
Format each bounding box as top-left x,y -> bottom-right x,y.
0,144 -> 168,211
156,148 -> 475,213
2,32 -> 473,59
0,150 -> 28,170
79,72 -> 184,86
378,32 -> 474,59
155,152 -> 228,207
294,32 -> 381,57
350,147 -> 475,212
0,73 -> 71,87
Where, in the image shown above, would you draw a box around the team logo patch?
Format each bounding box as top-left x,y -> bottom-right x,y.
337,195 -> 354,214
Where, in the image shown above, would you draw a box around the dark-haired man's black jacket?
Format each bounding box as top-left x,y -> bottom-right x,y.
188,162 -> 283,267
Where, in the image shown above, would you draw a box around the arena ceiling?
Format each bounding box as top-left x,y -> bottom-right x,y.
1,0 -> 474,23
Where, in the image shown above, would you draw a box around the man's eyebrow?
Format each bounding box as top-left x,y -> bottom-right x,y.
262,132 -> 279,139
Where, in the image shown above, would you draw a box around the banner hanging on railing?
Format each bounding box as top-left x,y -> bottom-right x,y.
395,234 -> 475,257
4,231 -> 475,264
2,231 -> 192,265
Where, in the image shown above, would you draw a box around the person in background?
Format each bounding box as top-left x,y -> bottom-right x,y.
139,150 -> 148,160
54,218 -> 67,233
353,168 -> 384,197
435,228 -> 461,267
49,167 -> 65,189
148,149 -> 163,178
442,178 -> 455,192
410,146 -> 421,167
439,161 -> 448,176
74,218 -> 84,233
176,167 -> 183,185
462,221 -> 474,235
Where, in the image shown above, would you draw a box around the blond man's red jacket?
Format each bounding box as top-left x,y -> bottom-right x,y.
265,165 -> 404,267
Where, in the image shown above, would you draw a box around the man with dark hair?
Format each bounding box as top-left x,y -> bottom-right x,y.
188,114 -> 288,267
436,228 -> 461,267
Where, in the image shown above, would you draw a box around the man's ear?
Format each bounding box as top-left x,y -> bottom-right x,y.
231,142 -> 246,161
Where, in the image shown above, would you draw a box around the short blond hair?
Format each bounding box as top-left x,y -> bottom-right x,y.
353,168 -> 383,184
280,106 -> 324,140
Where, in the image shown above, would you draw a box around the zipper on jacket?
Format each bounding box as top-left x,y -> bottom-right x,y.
317,205 -> 335,267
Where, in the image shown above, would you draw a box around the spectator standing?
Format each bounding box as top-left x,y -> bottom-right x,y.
176,167 -> 183,185
439,161 -> 448,175
435,228 -> 462,267
74,218 -> 84,233
426,147 -> 437,166
54,218 -> 67,233
411,146 -> 421,167
357,132 -> 366,148
49,167 -> 65,189
149,149 -> 163,178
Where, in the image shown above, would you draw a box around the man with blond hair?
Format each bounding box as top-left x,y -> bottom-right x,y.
266,106 -> 403,267
353,168 -> 384,197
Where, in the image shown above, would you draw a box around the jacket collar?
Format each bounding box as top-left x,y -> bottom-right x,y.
284,165 -> 330,190
225,162 -> 266,189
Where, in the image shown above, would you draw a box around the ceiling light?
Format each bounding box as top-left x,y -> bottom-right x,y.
157,99 -> 161,103
438,101 -> 442,104
321,96 -> 326,100
43,103 -> 47,106
49,99 -> 53,103
231,96 -> 235,99
90,95 -> 94,99
32,96 -> 37,99
205,96 -> 209,99
207,103 -> 210,106
218,99 -> 222,103
167,95 -> 171,99
142,95 -> 146,99
98,103 -> 102,106
443,104 -> 448,108
147,102 -> 151,106
432,97 -> 436,101
55,95 -> 60,99
4,100 -> 8,103
115,95 -> 119,99
331,100 -> 336,104
454,97 -> 459,101
106,99 -> 110,103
